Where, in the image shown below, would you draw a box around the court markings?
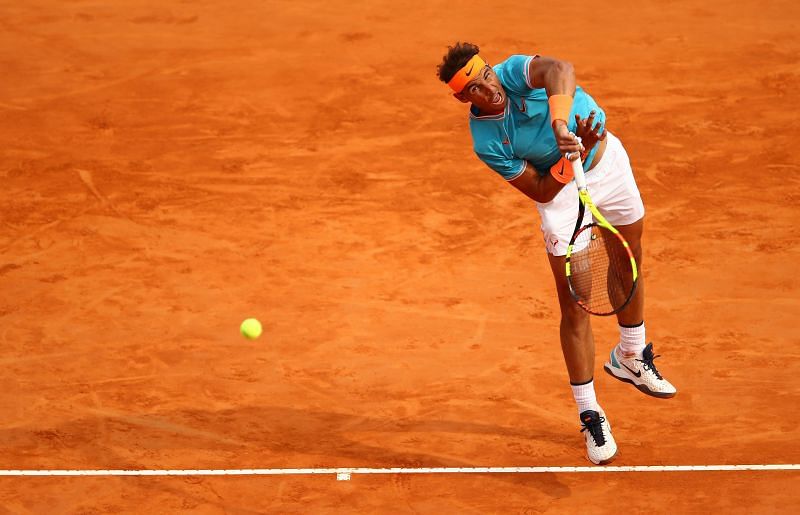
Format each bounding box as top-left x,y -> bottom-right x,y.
1,464 -> 798,481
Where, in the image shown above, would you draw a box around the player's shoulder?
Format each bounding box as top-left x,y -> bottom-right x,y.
493,54 -> 538,94
493,54 -> 534,73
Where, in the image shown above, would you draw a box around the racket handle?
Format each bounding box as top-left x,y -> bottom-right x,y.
569,147 -> 587,190
571,155 -> 586,189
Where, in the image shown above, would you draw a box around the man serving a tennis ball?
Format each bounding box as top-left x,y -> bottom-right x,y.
436,42 -> 677,464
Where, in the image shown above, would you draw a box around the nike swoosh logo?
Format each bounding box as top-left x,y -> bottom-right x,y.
557,163 -> 566,176
465,63 -> 475,76
622,363 -> 642,377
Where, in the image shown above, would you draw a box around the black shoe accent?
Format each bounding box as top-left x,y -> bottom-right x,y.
579,410 -> 607,447
638,342 -> 664,380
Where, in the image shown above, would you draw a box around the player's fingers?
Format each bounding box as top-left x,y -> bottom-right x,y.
561,134 -> 583,155
570,131 -> 579,144
586,110 -> 596,126
558,131 -> 580,145
559,142 -> 582,154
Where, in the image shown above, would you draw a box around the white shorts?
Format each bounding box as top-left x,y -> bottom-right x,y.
537,132 -> 644,256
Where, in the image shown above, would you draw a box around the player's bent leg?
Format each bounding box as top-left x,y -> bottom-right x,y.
614,218 -> 644,327
587,133 -> 677,398
604,217 -> 677,398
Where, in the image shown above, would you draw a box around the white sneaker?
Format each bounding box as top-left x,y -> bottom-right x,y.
580,409 -> 617,465
604,342 -> 677,398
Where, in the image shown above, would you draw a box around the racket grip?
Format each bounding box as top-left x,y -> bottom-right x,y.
569,138 -> 587,189
571,155 -> 586,189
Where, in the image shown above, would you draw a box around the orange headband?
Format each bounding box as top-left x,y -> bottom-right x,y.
447,54 -> 487,93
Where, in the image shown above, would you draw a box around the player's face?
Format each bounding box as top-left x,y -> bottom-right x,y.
459,65 -> 507,113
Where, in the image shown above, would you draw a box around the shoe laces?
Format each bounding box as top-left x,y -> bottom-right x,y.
580,415 -> 607,447
637,344 -> 663,380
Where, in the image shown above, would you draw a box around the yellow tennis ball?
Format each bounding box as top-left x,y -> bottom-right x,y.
240,318 -> 262,340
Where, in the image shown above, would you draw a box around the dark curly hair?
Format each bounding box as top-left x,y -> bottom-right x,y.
436,42 -> 480,84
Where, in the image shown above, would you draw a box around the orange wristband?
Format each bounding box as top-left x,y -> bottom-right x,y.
550,157 -> 573,184
548,94 -> 573,128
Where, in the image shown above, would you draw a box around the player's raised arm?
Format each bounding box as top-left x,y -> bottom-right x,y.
528,57 -> 576,97
528,56 -> 582,158
527,56 -> 576,96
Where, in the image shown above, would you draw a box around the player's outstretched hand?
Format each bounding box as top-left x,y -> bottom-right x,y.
575,110 -> 607,160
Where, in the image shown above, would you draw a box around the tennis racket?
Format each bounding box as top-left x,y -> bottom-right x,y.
564,150 -> 638,316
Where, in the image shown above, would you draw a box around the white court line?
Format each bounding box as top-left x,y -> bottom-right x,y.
1,465 -> 798,480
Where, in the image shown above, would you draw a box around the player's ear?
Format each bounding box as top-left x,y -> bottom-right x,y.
453,92 -> 469,103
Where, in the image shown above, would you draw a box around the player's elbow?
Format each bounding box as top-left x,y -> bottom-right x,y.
551,60 -> 574,78
509,167 -> 562,203
532,186 -> 562,204
538,189 -> 560,203
518,184 -> 559,204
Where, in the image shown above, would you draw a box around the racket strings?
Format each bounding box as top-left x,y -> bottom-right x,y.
569,225 -> 635,315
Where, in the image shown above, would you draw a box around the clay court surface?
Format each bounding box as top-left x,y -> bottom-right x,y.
1,0 -> 799,512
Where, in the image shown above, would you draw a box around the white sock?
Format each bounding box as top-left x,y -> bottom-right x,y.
571,379 -> 599,415
619,322 -> 646,356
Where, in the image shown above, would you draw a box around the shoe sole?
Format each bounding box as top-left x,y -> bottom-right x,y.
603,365 -> 677,399
588,451 -> 617,465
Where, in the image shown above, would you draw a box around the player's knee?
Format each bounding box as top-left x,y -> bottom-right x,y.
627,238 -> 643,264
560,307 -> 590,340
559,297 -> 588,323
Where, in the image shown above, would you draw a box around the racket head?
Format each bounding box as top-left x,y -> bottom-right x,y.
565,222 -> 638,316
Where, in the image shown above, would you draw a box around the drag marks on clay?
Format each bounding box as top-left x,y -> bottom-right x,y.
83,406 -> 248,448
129,14 -> 198,25
603,93 -> 709,115
52,373 -> 194,388
339,32 -> 372,42
467,314 -> 487,350
6,68 -> 159,107
75,168 -> 134,222
0,263 -> 21,276
0,101 -> 27,111
0,351 -> 85,366
137,405 -> 554,476
0,210 -> 96,265
336,298 -> 491,323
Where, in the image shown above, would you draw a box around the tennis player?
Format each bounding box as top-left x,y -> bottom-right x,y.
437,42 -> 676,464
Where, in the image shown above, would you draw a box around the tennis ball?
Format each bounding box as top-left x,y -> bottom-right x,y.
240,318 -> 262,340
